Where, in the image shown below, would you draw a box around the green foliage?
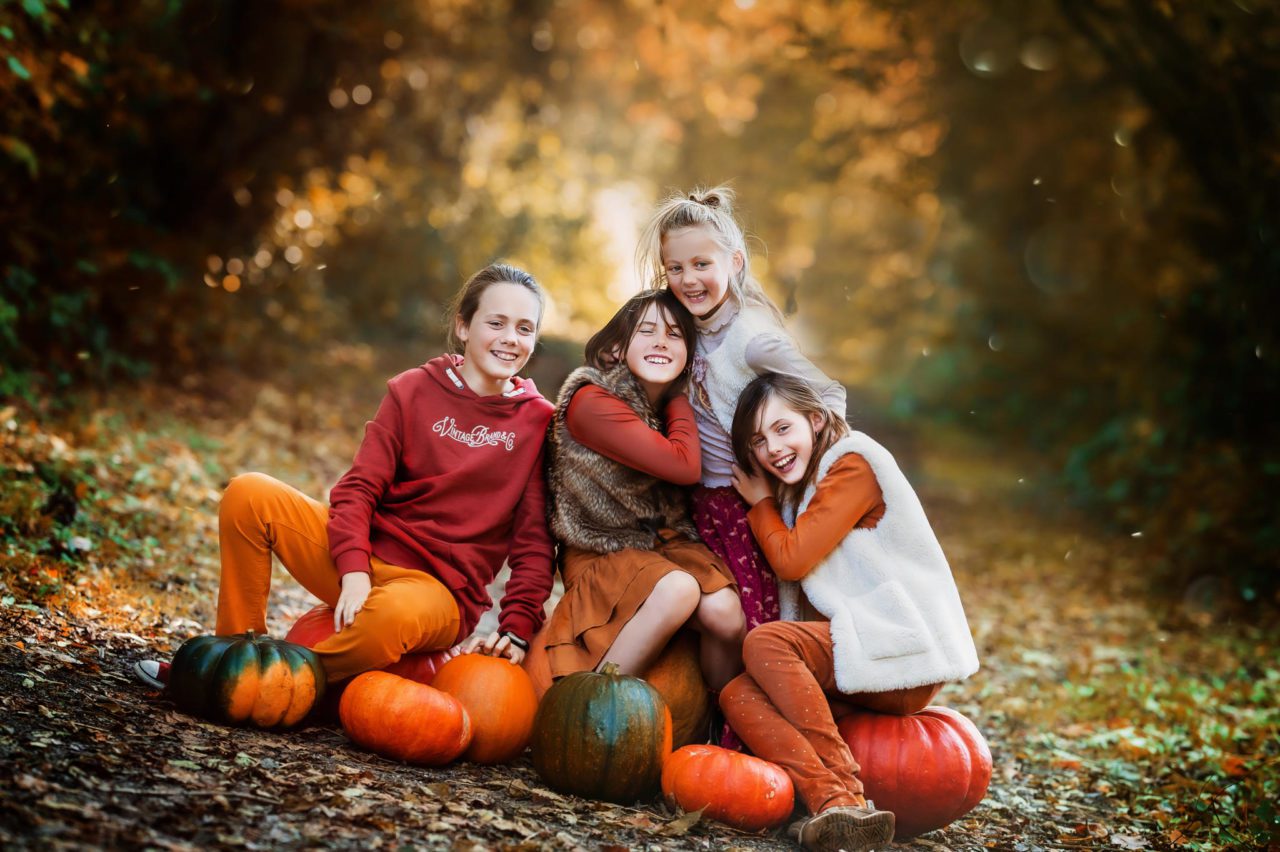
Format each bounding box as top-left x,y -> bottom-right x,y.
1030,630 -> 1280,848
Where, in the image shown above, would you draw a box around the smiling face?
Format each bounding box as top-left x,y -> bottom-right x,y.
454,281 -> 542,394
624,302 -> 688,403
748,394 -> 826,485
660,225 -> 742,319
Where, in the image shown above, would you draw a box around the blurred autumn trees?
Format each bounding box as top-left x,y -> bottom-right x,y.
2,0 -> 1276,594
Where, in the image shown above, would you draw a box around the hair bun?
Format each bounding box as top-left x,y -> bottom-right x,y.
689,185 -> 735,212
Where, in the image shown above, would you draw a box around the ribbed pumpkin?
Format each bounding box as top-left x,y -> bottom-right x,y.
339,670 -> 472,764
168,632 -> 324,729
643,632 -> 713,748
430,654 -> 538,764
837,705 -> 991,839
662,744 -> 795,831
531,663 -> 673,804
523,628 -> 710,748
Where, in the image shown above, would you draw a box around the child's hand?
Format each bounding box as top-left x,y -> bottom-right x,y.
334,571 -> 372,631
456,631 -> 526,665
731,463 -> 773,507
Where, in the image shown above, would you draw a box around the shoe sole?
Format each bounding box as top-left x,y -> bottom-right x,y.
806,809 -> 895,852
132,661 -> 166,690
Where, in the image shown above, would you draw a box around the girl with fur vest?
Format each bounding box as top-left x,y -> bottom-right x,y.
543,289 -> 746,690
637,186 -> 847,634
134,264 -> 556,689
721,373 -> 980,852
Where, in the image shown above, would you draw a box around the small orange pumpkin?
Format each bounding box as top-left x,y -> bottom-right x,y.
662,744 -> 795,831
430,654 -> 539,764
339,671 -> 472,765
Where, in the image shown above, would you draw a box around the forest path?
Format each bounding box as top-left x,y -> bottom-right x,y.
1,362 -> 1270,850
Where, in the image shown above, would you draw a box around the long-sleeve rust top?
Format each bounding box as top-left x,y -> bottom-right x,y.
564,385 -> 701,485
746,453 -> 885,581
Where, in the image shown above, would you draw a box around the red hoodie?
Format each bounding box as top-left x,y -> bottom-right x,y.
327,354 -> 555,643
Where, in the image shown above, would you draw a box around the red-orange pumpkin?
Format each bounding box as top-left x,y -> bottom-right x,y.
662,744 -> 795,831
284,604 -> 455,684
339,670 -> 472,765
430,654 -> 538,764
837,705 -> 991,839
523,627 -> 711,748
531,663 -> 673,804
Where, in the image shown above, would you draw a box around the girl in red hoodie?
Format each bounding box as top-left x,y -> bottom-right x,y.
135,263 -> 556,686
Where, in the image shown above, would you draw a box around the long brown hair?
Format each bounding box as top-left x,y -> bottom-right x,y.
732,373 -> 850,513
445,262 -> 545,353
584,289 -> 696,398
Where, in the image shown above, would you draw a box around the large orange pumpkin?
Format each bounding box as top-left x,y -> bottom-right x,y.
523,627 -> 711,748
531,663 -> 673,804
168,632 -> 324,729
662,744 -> 795,832
339,670 -> 472,765
837,705 -> 991,839
430,654 -> 538,764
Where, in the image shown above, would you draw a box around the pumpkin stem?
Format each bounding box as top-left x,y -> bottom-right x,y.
600,662 -> 620,677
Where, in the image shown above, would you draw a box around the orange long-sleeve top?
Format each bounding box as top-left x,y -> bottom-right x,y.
564,385 -> 702,485
745,453 -> 886,582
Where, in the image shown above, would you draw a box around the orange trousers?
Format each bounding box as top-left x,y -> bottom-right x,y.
720,620 -> 941,815
215,473 -> 460,682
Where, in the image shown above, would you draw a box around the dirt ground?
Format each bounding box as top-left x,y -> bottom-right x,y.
1,362 -> 1272,850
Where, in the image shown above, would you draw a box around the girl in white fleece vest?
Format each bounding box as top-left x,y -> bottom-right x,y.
719,373 -> 979,852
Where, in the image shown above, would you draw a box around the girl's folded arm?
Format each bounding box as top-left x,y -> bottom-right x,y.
745,454 -> 883,581
565,385 -> 701,484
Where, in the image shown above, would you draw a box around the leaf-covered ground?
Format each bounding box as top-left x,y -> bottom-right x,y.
2,352 -> 1276,850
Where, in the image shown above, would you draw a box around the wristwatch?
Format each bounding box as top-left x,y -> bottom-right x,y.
502,631 -> 529,651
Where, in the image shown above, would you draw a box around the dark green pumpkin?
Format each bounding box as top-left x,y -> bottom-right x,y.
530,663 -> 673,804
168,632 -> 325,728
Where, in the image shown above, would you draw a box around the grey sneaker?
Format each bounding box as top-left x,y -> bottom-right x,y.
794,803 -> 895,852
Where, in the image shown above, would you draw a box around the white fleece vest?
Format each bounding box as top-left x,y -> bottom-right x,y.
701,306 -> 780,434
780,433 -> 980,694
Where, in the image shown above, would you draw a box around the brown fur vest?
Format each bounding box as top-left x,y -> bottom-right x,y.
549,364 -> 698,553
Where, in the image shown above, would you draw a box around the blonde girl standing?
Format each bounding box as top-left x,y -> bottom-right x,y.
636,186 -> 846,632
134,263 -> 556,689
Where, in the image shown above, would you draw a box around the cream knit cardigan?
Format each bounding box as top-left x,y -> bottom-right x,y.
780,433 -> 980,694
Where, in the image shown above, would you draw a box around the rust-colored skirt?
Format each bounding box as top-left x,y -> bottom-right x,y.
544,535 -> 736,679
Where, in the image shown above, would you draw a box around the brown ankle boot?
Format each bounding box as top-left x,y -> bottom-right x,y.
793,802 -> 895,852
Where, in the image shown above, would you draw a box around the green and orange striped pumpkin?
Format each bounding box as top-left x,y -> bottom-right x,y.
168,632 -> 325,729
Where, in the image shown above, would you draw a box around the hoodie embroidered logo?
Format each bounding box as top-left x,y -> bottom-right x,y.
432,415 -> 516,451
